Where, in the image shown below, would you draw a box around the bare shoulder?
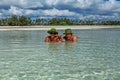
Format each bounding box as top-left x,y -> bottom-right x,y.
72,35 -> 78,42
45,36 -> 50,42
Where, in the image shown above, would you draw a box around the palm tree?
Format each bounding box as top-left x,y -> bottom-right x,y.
19,16 -> 32,26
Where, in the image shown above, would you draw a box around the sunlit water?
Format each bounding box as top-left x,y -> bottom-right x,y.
0,28 -> 120,80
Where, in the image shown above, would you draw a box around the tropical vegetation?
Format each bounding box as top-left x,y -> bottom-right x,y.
0,15 -> 120,26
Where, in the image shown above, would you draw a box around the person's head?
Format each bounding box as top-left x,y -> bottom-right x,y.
64,29 -> 73,38
48,28 -> 58,36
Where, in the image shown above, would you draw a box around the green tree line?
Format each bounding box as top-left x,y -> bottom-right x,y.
0,15 -> 120,26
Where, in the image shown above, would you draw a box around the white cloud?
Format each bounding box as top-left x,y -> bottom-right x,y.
0,6 -> 35,16
19,1 -> 43,8
74,0 -> 94,9
25,10 -> 34,15
0,0 -> 21,6
0,13 -> 2,17
9,6 -> 23,15
81,14 -> 120,20
98,0 -> 120,11
114,8 -> 120,12
43,8 -> 79,16
0,0 -> 43,8
46,0 -> 59,6
0,0 -> 120,20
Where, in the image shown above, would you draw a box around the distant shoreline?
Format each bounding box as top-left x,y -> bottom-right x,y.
0,25 -> 120,31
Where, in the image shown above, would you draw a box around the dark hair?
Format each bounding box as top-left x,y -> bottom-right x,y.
50,32 -> 58,34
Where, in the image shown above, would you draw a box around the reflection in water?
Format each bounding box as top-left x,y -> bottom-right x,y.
47,42 -> 77,53
63,42 -> 77,50
47,42 -> 61,52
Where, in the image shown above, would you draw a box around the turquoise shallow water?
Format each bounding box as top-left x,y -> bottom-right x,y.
0,28 -> 120,80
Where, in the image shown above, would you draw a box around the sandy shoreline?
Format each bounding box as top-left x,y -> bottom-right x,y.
0,25 -> 120,31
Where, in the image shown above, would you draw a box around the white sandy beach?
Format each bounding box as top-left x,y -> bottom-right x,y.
0,25 -> 120,31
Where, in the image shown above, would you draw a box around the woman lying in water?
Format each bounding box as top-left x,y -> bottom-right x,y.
61,29 -> 78,42
45,28 -> 61,42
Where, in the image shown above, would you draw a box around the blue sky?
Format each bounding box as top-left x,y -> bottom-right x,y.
0,0 -> 120,20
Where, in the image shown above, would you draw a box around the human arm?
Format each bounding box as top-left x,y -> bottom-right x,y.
45,37 -> 50,42
61,36 -> 66,42
72,36 -> 78,42
53,36 -> 61,42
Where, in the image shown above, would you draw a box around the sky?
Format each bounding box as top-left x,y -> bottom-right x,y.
0,0 -> 120,20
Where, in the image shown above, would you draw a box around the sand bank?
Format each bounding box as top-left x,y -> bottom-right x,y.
0,25 -> 120,31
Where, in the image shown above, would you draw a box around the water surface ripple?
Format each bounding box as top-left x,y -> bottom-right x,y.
0,28 -> 120,80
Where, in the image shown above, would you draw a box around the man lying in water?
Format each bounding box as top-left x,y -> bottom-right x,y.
61,29 -> 78,42
45,28 -> 61,42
